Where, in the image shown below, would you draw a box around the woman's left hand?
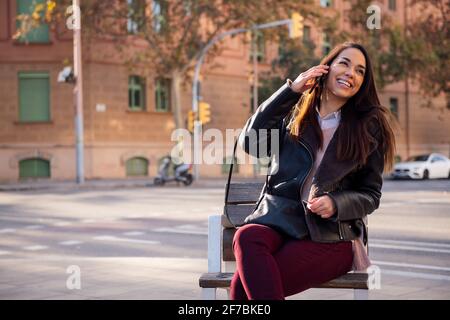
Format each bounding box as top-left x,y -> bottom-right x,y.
307,195 -> 336,219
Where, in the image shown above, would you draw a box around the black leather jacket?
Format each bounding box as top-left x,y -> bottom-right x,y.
238,83 -> 385,244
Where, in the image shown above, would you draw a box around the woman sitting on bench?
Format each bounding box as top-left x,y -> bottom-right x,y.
233,42 -> 396,300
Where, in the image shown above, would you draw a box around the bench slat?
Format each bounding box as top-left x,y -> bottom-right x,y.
227,183 -> 264,204
199,272 -> 369,289
222,228 -> 236,261
222,205 -> 256,228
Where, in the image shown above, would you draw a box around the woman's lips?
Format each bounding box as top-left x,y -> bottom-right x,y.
336,79 -> 352,89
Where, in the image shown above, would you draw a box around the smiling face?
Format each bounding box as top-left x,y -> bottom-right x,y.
325,47 -> 367,99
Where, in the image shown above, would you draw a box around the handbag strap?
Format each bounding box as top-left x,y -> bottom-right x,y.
224,136 -> 270,228
223,138 -> 239,228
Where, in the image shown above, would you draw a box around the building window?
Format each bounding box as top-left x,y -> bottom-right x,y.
320,0 -> 332,8
152,0 -> 167,33
303,25 -> 311,43
389,97 -> 399,119
371,32 -> 381,49
127,0 -> 146,34
128,75 -> 146,110
18,72 -> 50,122
16,0 -> 49,43
126,157 -> 149,176
19,158 -> 50,179
222,157 -> 239,174
254,158 -> 270,175
255,32 -> 266,62
183,0 -> 192,16
322,33 -> 331,56
250,32 -> 266,63
388,0 -> 396,11
155,78 -> 171,112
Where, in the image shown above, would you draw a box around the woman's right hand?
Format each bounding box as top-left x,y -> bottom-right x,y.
289,64 -> 329,93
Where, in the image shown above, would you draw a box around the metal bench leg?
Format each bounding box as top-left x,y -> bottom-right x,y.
201,215 -> 222,300
202,288 -> 216,300
354,289 -> 369,300
208,215 -> 222,273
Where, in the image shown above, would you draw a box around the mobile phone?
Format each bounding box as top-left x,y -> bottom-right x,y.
308,75 -> 322,94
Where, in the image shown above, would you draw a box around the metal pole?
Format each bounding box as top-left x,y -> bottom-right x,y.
403,0 -> 410,159
252,29 -> 258,178
191,19 -> 291,181
73,0 -> 84,184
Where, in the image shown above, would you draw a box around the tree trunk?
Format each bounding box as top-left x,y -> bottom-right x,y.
171,72 -> 184,130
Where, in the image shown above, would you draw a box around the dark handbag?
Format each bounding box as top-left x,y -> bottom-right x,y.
224,139 -> 309,239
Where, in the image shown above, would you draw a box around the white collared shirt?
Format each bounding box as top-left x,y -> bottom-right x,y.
315,106 -> 341,130
301,106 -> 341,202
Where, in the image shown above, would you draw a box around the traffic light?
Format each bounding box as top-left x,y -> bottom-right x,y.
199,102 -> 211,124
289,12 -> 304,39
187,110 -> 196,133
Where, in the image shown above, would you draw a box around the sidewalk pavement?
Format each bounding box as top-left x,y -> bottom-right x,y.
0,175 -> 394,193
1,256 -> 448,300
0,177 -> 252,192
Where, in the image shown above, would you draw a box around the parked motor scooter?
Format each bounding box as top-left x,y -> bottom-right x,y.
153,156 -> 193,186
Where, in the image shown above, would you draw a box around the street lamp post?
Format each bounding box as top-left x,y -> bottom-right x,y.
191,19 -> 292,181
73,0 -> 84,184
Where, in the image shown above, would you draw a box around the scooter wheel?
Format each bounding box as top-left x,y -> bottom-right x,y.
154,178 -> 165,186
183,174 -> 193,186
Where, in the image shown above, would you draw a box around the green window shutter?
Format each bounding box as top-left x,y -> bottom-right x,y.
126,157 -> 148,176
256,32 -> 265,62
155,78 -> 171,112
221,157 -> 239,175
303,26 -> 311,43
16,0 -> 50,43
128,76 -> 145,110
254,158 -> 270,175
19,158 -> 50,179
322,33 -> 331,56
249,32 -> 265,63
389,0 -> 396,11
389,97 -> 399,119
157,156 -> 174,176
19,72 -> 50,122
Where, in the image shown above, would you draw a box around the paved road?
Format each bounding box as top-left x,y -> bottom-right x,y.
0,179 -> 449,299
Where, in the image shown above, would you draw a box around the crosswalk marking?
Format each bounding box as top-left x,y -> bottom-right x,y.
122,231 -> 145,236
93,235 -> 159,245
59,240 -> 83,246
152,227 -> 207,235
372,239 -> 450,249
53,222 -> 72,227
24,225 -> 44,230
0,228 -> 16,234
372,260 -> 450,272
382,269 -> 450,281
23,245 -> 48,251
80,219 -> 96,224
370,243 -> 450,254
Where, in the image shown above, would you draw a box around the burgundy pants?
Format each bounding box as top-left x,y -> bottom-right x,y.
231,223 -> 353,300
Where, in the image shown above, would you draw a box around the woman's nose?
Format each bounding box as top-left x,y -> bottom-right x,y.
344,68 -> 354,78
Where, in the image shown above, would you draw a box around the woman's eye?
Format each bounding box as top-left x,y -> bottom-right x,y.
358,70 -> 364,75
339,61 -> 348,66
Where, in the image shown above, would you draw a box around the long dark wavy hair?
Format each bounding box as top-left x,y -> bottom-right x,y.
288,42 -> 396,171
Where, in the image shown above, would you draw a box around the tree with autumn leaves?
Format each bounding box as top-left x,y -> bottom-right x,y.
15,0 -> 334,129
260,0 -> 449,111
15,0 -> 449,131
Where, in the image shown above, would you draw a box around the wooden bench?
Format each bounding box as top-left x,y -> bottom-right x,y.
199,182 -> 370,300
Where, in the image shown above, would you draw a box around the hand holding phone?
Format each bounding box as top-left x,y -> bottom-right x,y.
290,64 -> 329,94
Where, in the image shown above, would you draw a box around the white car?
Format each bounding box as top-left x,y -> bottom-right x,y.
391,153 -> 450,180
